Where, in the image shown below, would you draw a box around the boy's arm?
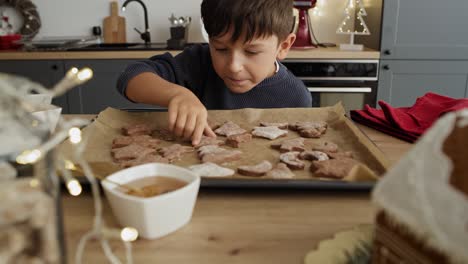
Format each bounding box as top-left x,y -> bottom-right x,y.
125,71 -> 182,107
125,72 -> 216,145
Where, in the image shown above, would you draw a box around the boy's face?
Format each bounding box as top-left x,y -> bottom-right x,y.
209,29 -> 295,94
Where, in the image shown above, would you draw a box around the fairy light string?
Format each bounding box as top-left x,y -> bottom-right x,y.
4,67 -> 138,263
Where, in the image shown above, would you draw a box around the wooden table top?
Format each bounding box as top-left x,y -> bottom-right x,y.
62,119 -> 411,264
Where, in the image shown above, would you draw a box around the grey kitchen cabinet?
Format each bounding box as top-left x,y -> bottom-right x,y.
378,0 -> 468,107
0,60 -> 70,113
64,60 -> 164,114
378,60 -> 468,107
380,0 -> 468,60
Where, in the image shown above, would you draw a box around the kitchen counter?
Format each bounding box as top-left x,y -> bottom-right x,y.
0,46 -> 380,60
62,117 -> 410,263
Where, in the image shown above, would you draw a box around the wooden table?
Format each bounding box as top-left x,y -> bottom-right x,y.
62,123 -> 411,264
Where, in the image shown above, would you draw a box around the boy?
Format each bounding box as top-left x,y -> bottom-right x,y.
117,0 -> 312,145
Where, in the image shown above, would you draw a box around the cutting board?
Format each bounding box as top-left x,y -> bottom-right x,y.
103,1 -> 126,43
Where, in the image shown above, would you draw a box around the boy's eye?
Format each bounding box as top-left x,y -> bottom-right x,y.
245,50 -> 260,55
215,48 -> 228,52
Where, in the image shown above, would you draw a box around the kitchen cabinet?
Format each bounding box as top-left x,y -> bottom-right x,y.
64,60 -> 163,114
0,60 -> 69,113
378,0 -> 468,105
378,60 -> 468,107
380,0 -> 468,60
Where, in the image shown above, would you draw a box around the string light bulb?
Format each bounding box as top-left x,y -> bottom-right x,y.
66,67 -> 79,78
16,149 -> 42,164
66,179 -> 82,196
68,127 -> 82,144
120,227 -> 139,242
29,178 -> 40,188
52,67 -> 94,96
77,68 -> 93,82
59,159 -> 83,196
102,227 -> 139,242
64,160 -> 77,170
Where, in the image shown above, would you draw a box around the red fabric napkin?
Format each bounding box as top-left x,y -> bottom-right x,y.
350,93 -> 468,142
350,109 -> 419,142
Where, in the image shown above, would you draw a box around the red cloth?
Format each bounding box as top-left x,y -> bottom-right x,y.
350,109 -> 419,142
350,93 -> 468,142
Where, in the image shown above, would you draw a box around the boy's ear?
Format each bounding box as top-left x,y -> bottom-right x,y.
277,33 -> 296,60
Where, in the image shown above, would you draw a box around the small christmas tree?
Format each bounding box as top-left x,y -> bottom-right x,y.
336,0 -> 370,51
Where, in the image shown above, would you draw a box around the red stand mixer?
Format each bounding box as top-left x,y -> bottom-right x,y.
292,0 -> 318,49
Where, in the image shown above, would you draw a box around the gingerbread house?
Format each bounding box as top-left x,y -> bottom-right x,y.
371,109 -> 468,263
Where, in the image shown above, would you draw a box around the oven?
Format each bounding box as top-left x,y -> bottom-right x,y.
282,59 -> 379,113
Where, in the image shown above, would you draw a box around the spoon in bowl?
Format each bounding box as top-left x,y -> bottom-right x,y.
94,173 -> 146,197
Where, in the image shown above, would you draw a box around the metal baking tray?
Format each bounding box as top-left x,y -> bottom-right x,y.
70,108 -> 380,191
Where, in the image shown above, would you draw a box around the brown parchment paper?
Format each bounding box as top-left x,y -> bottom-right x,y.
60,103 -> 390,182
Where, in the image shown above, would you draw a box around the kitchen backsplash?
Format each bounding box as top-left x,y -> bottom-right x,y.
8,0 -> 380,48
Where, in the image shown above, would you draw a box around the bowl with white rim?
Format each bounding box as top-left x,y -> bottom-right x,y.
101,163 -> 200,239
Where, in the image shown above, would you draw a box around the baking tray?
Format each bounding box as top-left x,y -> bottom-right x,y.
61,106 -> 389,191
72,165 -> 375,190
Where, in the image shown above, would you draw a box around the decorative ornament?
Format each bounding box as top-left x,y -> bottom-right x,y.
336,0 -> 370,51
0,0 -> 41,39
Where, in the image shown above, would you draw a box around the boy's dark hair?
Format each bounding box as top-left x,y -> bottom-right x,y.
201,0 -> 293,43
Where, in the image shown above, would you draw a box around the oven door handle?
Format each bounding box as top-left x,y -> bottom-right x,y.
307,87 -> 372,93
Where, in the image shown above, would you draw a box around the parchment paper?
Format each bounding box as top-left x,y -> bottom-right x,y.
60,103 -> 389,182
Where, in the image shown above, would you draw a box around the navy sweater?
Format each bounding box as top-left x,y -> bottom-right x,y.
117,44 -> 312,110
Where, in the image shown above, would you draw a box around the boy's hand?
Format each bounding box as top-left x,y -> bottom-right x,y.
168,89 -> 216,145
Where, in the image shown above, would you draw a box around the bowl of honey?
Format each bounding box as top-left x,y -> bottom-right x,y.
101,163 -> 200,239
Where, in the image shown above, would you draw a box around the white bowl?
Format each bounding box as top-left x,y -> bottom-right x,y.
101,163 -> 200,239
24,93 -> 61,133
24,94 -> 53,105
31,104 -> 62,133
